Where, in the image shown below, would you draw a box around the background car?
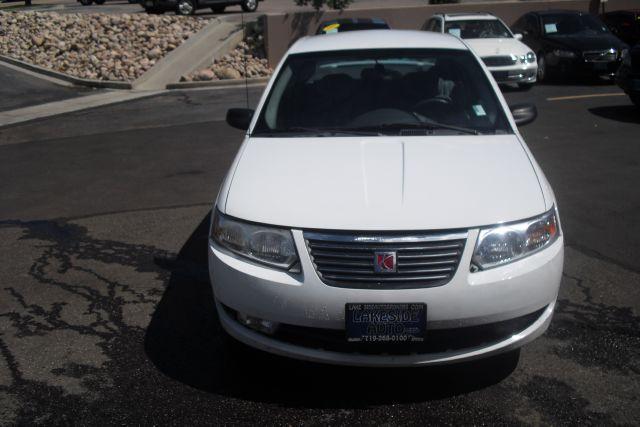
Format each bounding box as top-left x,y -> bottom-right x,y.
143,0 -> 261,15
616,43 -> 640,107
79,0 -> 138,5
423,13 -> 537,89
511,10 -> 628,82
316,18 -> 390,35
601,10 -> 640,47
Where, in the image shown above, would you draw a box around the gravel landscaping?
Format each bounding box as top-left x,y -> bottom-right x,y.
185,32 -> 272,82
0,12 -> 209,82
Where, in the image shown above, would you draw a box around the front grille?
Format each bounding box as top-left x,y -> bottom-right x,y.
583,49 -> 617,62
304,230 -> 467,289
482,55 -> 517,67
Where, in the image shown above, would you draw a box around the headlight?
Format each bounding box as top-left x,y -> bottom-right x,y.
552,49 -> 577,58
519,52 -> 536,63
211,210 -> 299,271
525,51 -> 536,63
471,208 -> 560,271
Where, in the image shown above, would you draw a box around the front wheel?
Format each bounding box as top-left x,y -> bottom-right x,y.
94,0 -> 106,4
79,0 -> 93,5
176,0 -> 195,15
536,53 -> 547,82
241,0 -> 257,12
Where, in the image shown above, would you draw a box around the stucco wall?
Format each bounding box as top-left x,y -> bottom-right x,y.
263,0 -> 638,66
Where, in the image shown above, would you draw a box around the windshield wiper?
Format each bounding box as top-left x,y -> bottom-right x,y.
352,122 -> 480,135
258,126 -> 381,136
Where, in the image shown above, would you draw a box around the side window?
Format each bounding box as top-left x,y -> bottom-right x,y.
423,18 -> 441,32
434,18 -> 443,33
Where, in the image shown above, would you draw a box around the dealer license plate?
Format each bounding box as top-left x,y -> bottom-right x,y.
345,303 -> 426,343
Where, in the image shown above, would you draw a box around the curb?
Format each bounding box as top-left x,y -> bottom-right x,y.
0,55 -> 132,89
166,76 -> 269,90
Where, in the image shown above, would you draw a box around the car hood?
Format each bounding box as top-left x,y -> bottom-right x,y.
223,135 -> 546,231
465,38 -> 531,57
545,33 -> 626,51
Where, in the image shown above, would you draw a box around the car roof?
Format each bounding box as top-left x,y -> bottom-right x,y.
531,9 -> 592,16
603,9 -> 640,15
436,13 -> 498,21
290,30 -> 467,55
319,17 -> 388,26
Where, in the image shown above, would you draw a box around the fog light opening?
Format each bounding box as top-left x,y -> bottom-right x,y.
237,312 -> 279,335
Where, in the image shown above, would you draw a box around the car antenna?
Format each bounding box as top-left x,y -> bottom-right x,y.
242,10 -> 250,110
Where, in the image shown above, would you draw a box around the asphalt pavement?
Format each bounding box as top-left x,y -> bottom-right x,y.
0,82 -> 639,425
0,62 -> 96,113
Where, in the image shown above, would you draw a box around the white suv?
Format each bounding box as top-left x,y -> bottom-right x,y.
424,13 -> 538,89
210,30 -> 563,367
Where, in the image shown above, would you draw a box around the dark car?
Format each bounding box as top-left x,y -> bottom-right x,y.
601,10 -> 640,47
511,10 -> 628,81
316,18 -> 390,35
616,43 -> 640,107
143,0 -> 261,15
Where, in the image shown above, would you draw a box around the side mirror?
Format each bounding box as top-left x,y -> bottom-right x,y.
226,108 -> 254,130
510,103 -> 537,127
514,33 -> 524,40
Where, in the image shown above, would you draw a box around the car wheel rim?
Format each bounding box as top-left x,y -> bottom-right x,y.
245,0 -> 256,9
178,1 -> 193,14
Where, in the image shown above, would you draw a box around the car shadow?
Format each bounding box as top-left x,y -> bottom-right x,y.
144,211 -> 520,408
589,104 -> 640,124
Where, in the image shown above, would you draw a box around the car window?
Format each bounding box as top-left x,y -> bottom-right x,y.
541,13 -> 610,36
252,49 -> 512,137
443,19 -> 512,39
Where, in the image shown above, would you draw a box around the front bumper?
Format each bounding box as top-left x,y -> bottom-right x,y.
548,55 -> 622,77
488,64 -> 537,84
209,229 -> 563,367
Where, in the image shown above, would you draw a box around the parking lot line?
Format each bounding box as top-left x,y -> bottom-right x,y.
547,93 -> 626,102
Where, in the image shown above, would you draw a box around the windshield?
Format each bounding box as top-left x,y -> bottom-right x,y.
542,13 -> 610,36
444,19 -> 512,39
252,49 -> 511,137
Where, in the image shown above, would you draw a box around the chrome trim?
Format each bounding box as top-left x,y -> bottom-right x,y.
304,231 -> 468,243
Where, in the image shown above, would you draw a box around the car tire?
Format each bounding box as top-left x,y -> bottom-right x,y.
211,5 -> 225,13
240,0 -> 257,12
176,0 -> 195,15
94,0 -> 105,4
79,0 -> 92,5
537,52 -> 547,82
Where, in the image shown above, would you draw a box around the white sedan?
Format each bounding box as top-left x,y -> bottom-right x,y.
209,30 -> 563,367
423,13 -> 538,89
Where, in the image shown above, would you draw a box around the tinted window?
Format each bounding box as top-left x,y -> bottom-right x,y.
253,49 -> 511,137
541,13 -> 610,35
444,19 -> 512,38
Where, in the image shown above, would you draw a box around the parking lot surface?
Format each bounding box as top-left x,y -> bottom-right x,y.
0,63 -> 95,113
0,82 -> 639,424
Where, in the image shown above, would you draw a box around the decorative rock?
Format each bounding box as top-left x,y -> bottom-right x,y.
185,34 -> 272,82
0,11 -> 210,82
195,69 -> 215,81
